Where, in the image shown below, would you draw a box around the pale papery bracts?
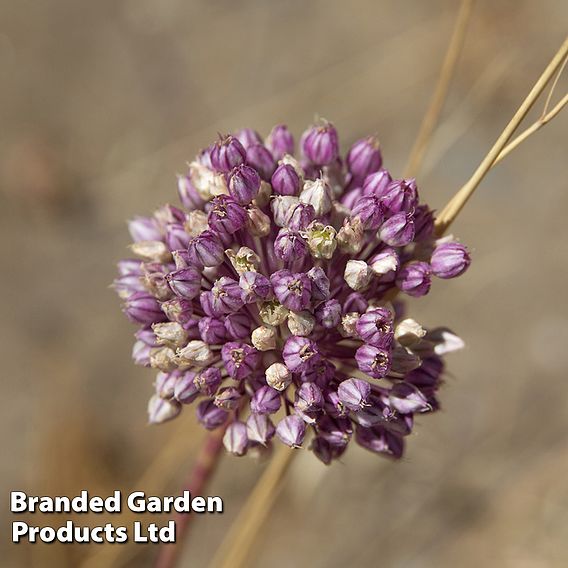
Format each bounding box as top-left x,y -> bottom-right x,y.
114,121 -> 471,464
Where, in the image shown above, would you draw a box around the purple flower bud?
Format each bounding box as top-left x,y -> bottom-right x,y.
430,242 -> 471,279
271,163 -> 300,196
250,386 -> 282,414
316,415 -> 353,448
413,204 -> 435,241
273,229 -> 309,263
148,395 -> 181,424
337,378 -> 371,411
389,382 -> 431,414
165,267 -> 201,300
380,179 -> 418,215
287,203 -> 316,231
295,382 -> 323,414
228,165 -> 261,205
355,308 -> 394,348
224,312 -> 250,340
155,204 -> 187,226
355,426 -> 404,459
406,356 -> 443,390
301,359 -> 336,388
129,216 -> 162,242
234,127 -> 263,149
282,336 -> 320,372
223,421 -> 249,456
187,230 -> 224,267
165,223 -> 191,251
271,270 -> 312,311
123,292 -> 166,325
208,195 -> 247,234
276,415 -> 306,447
246,413 -> 275,445
221,342 -> 261,380
196,399 -> 228,430
311,437 -> 346,464
239,271 -> 272,303
177,175 -> 205,210
118,258 -> 143,276
362,169 -> 392,197
351,195 -> 386,230
155,370 -> 179,399
246,144 -> 276,181
132,340 -> 151,366
301,122 -> 339,166
343,292 -> 368,313
396,261 -> 432,297
315,299 -> 342,328
323,389 -> 345,417
174,371 -> 199,404
379,212 -> 415,247
307,266 -> 330,302
346,136 -> 382,183
210,135 -> 247,173
194,367 -> 222,396
355,344 -> 392,378
214,387 -> 242,410
266,124 -> 294,160
113,273 -> 145,299
200,290 -> 221,317
211,277 -> 244,314
198,316 -> 226,344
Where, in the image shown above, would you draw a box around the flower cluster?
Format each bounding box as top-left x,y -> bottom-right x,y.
114,121 -> 471,463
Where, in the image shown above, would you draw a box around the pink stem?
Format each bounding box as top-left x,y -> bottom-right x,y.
154,428 -> 226,568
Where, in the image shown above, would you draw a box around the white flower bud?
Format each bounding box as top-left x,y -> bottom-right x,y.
395,318 -> 426,347
152,322 -> 188,349
176,340 -> 214,369
150,346 -> 177,372
225,246 -> 261,274
148,394 -> 181,424
287,310 -> 315,337
189,161 -> 229,200
259,301 -> 289,326
300,178 -> 333,216
338,312 -> 360,338
254,181 -> 272,208
271,196 -> 300,227
265,362 -> 292,391
370,249 -> 399,276
305,222 -> 337,260
427,328 -> 465,355
251,325 -> 277,351
246,206 -> 271,237
184,210 -> 209,237
130,240 -> 171,263
337,218 -> 364,254
344,260 -> 373,291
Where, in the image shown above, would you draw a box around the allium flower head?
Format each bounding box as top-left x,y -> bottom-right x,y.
114,121 -> 471,463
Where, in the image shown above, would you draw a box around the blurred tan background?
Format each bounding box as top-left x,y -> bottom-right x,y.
1,1 -> 567,567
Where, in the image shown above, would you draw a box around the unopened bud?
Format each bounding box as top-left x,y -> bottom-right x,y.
176,340 -> 214,369
344,260 -> 373,291
251,325 -> 277,351
265,362 -> 292,391
287,310 -> 315,336
184,210 -> 208,236
130,241 -> 171,263
395,318 -> 426,347
246,205 -> 271,237
338,312 -> 360,338
150,346 -> 177,372
152,322 -> 188,349
300,178 -> 333,216
337,218 -> 364,254
148,394 -> 181,424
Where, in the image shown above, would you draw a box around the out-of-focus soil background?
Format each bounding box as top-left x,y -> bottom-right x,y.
2,1 -> 567,567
